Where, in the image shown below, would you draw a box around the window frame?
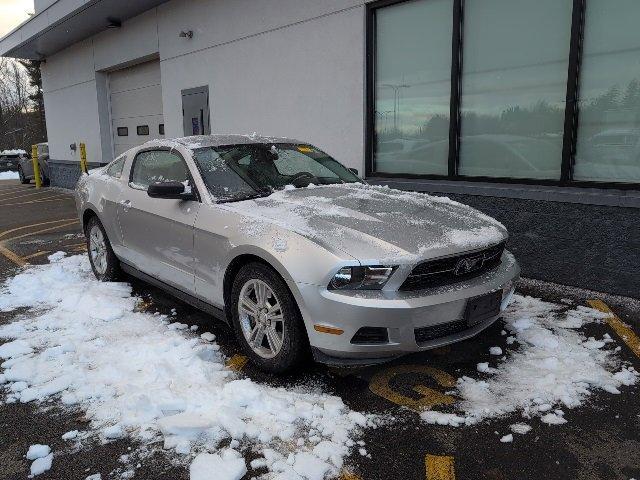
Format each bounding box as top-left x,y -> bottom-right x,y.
128,146 -> 201,201
365,0 -> 639,189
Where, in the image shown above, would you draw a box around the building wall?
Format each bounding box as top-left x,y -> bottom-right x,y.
442,194 -> 639,299
40,8 -> 161,188
157,0 -> 366,169
41,0 -> 368,185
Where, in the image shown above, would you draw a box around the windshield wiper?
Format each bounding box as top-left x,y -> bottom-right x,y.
217,190 -> 272,203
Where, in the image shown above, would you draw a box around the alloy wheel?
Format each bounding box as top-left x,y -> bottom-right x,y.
89,225 -> 108,275
238,279 -> 285,359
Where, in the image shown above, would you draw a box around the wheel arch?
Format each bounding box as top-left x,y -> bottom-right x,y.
222,250 -> 310,330
81,207 -> 100,232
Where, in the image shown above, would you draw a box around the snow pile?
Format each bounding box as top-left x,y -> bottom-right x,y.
26,444 -> 51,460
0,171 -> 19,180
26,444 -> 53,476
422,295 -> 638,427
30,454 -> 53,476
0,254 -> 372,479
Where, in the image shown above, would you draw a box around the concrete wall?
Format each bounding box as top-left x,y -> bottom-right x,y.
157,0 -> 366,169
40,8 -> 161,188
41,0 -> 367,178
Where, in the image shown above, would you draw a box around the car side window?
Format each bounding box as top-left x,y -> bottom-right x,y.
105,156 -> 126,178
130,150 -> 190,190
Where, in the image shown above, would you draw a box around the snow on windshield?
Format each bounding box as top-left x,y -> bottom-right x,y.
0,253 -> 374,479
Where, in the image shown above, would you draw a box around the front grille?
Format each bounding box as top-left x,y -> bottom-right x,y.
400,242 -> 505,291
414,319 -> 468,343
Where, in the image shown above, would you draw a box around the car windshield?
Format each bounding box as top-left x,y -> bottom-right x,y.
192,143 -> 361,202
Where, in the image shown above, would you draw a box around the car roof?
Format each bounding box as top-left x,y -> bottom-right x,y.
140,134 -> 307,151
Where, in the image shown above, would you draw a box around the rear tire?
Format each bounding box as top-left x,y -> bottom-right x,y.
18,167 -> 29,184
231,262 -> 309,373
85,216 -> 121,282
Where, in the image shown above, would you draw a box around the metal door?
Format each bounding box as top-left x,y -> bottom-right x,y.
182,86 -> 211,136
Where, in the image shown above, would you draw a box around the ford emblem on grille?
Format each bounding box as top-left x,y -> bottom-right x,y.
454,255 -> 484,276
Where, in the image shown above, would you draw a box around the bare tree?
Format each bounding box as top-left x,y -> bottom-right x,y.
0,57 -> 45,151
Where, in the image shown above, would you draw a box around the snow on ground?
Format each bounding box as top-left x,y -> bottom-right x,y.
422,295 -> 638,428
26,444 -> 51,460
0,254 -> 373,480
0,171 -> 19,180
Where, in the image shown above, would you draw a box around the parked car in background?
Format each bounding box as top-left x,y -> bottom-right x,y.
0,149 -> 28,173
18,143 -> 50,185
75,134 -> 519,373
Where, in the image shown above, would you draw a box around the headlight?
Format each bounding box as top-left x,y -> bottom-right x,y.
329,266 -> 396,290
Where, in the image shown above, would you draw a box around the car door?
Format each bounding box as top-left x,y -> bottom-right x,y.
117,148 -> 201,294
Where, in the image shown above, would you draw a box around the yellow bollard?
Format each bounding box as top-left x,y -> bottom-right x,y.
79,142 -> 88,174
31,145 -> 42,189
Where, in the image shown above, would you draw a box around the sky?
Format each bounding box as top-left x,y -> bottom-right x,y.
0,0 -> 34,37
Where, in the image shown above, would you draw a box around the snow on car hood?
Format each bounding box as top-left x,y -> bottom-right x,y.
225,184 -> 508,263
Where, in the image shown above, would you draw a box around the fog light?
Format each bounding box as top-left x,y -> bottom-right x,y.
350,327 -> 389,345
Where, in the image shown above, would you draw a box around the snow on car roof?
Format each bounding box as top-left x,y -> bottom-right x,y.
141,133 -> 306,151
1,149 -> 27,155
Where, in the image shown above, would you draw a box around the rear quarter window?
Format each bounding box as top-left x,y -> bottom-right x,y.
105,156 -> 126,178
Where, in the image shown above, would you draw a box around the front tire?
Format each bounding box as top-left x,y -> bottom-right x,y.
18,167 -> 29,184
231,262 -> 309,373
85,216 -> 120,281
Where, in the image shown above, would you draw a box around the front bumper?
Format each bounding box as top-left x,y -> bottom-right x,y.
297,251 -> 520,365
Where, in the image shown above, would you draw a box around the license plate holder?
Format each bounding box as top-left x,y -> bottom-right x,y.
465,290 -> 502,327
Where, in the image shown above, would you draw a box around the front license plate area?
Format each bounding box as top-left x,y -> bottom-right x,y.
465,290 -> 502,327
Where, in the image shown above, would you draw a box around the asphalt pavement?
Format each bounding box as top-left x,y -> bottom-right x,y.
0,179 -> 638,480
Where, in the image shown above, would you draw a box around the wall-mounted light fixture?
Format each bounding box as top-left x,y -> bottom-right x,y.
179,30 -> 194,39
106,17 -> 122,29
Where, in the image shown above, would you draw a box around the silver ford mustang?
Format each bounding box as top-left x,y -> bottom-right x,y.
75,134 -> 519,372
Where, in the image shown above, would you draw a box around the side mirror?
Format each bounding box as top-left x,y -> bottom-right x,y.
147,181 -> 195,200
348,167 -> 359,176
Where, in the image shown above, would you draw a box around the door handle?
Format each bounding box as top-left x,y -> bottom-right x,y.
120,199 -> 131,212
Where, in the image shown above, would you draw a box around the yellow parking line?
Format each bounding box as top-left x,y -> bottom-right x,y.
1,195 -> 70,207
369,365 -> 456,411
588,300 -> 640,358
0,219 -> 80,267
0,244 -> 26,267
226,354 -> 248,371
22,251 -> 50,260
7,220 -> 79,243
0,189 -> 56,200
0,185 -> 31,194
0,218 -> 77,240
340,471 -> 363,480
425,455 -> 456,480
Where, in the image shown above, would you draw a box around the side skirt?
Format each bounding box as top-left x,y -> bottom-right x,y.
119,262 -> 228,325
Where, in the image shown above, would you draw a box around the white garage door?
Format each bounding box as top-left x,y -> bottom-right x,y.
109,60 -> 164,157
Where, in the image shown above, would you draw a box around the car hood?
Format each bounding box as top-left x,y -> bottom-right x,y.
222,184 -> 508,264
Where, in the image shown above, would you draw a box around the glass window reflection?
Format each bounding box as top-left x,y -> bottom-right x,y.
573,0 -> 640,183
458,0 -> 572,180
373,0 -> 452,175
